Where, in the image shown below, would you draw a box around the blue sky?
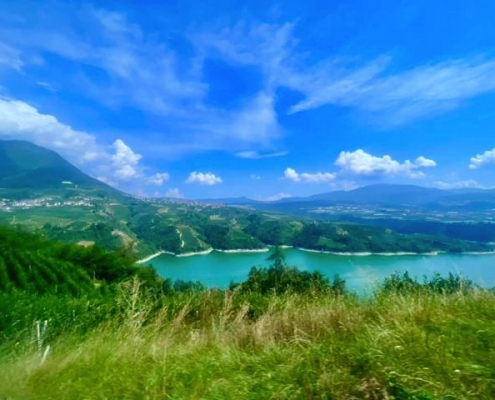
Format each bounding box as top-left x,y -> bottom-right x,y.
1,0 -> 495,199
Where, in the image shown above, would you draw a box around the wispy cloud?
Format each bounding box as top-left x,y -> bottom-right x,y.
0,41 -> 23,70
236,150 -> 287,159
195,20 -> 495,127
288,56 -> 495,125
0,9 -> 287,156
1,5 -> 205,115
194,21 -> 296,81
6,4 -> 492,163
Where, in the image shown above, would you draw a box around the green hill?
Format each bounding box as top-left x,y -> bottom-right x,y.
0,140 -> 110,190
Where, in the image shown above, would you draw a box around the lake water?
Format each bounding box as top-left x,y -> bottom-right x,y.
151,248 -> 495,293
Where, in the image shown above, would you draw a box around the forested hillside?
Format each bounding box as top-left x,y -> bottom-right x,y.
0,226 -> 159,295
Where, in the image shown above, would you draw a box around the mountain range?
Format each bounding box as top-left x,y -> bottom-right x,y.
203,183 -> 495,211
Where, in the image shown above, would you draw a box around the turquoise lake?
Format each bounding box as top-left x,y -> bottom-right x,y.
150,248 -> 495,293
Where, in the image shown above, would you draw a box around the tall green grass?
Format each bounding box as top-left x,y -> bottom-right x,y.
1,277 -> 495,399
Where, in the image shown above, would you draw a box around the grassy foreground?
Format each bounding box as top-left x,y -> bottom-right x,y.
1,280 -> 495,399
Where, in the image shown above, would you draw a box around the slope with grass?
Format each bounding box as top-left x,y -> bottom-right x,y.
1,273 -> 494,399
1,229 -> 494,399
0,225 -> 163,298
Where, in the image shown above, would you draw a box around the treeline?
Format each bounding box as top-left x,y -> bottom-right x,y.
290,222 -> 492,253
346,217 -> 495,243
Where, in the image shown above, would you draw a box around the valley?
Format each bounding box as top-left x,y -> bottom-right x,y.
0,140 -> 494,259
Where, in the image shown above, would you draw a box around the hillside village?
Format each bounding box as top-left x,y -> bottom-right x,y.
0,197 -> 94,211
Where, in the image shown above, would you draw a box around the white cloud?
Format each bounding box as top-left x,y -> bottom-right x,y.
165,188 -> 183,198
284,168 -> 300,182
194,20 -> 495,136
250,174 -> 261,180
186,171 -> 222,186
147,172 -> 170,186
109,140 -> 171,186
284,168 -> 335,183
469,147 -> 495,169
335,149 -> 436,178
111,139 -> 142,180
414,156 -> 437,168
434,180 -> 484,190
0,97 -> 105,164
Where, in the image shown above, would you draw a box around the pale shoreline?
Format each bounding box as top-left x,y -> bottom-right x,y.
137,247 -> 269,262
297,248 -> 443,256
176,248 -> 213,257
136,250 -> 172,264
137,247 -> 495,263
216,248 -> 270,253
